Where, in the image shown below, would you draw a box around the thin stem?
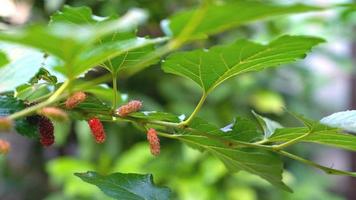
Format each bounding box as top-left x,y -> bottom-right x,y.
112,74 -> 118,110
9,80 -> 71,120
48,80 -> 70,103
273,130 -> 311,150
277,150 -> 356,176
180,93 -> 208,126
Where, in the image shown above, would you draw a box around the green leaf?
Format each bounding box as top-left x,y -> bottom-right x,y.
75,171 -> 171,200
49,5 -> 162,76
129,111 -> 181,123
269,127 -> 356,151
50,5 -> 98,24
228,116 -> 262,142
320,110 -> 356,133
0,51 -> 9,67
176,134 -> 291,192
252,111 -> 282,139
268,111 -> 356,151
15,84 -> 52,102
162,35 -> 324,94
66,95 -> 112,120
29,67 -> 58,84
166,1 -> 323,38
0,45 -> 44,93
0,95 -> 38,138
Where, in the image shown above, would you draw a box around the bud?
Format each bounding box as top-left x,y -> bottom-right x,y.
0,117 -> 12,132
65,91 -> 87,109
87,117 -> 106,143
147,128 -> 160,156
0,139 -> 10,154
116,100 -> 142,117
39,117 -> 55,147
39,107 -> 68,122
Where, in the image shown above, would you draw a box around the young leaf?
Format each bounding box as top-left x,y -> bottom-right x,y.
320,110 -> 356,133
50,5 -> 98,24
75,171 -> 171,200
176,134 -> 292,192
166,1 -> 323,38
269,127 -> 356,151
0,51 -> 9,67
252,111 -> 282,139
129,111 -> 181,123
162,35 -> 324,94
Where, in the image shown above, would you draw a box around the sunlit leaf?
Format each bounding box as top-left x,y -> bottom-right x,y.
163,35 -> 324,94
166,1 -> 323,38
320,110 -> 356,133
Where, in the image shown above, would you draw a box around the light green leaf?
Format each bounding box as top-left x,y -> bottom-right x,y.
252,111 -> 282,139
320,110 -> 356,133
129,111 -> 181,123
75,171 -> 171,200
50,5 -> 98,24
163,35 -> 324,94
269,127 -> 356,151
0,51 -> 9,67
176,134 -> 291,192
166,1 -> 323,38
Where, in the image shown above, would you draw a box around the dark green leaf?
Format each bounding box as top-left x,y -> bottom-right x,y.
0,95 -> 38,138
75,171 -> 171,200
176,134 -> 291,192
29,67 -> 58,84
163,35 -> 324,94
166,1 -> 323,38
229,116 -> 262,142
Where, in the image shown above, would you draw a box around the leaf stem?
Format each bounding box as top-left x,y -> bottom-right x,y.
273,130 -> 312,150
112,74 -> 118,110
277,150 -> 356,176
180,93 -> 207,127
9,80 -> 71,120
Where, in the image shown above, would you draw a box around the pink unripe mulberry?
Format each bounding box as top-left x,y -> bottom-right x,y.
147,128 -> 160,156
39,117 -> 55,147
39,107 -> 68,122
65,91 -> 87,109
0,117 -> 12,132
87,117 -> 106,143
116,100 -> 142,117
0,139 -> 10,154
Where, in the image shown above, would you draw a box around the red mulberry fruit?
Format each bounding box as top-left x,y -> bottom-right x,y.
65,91 -> 87,109
87,117 -> 106,143
39,117 -> 55,147
0,139 -> 10,154
116,100 -> 142,117
147,128 -> 160,156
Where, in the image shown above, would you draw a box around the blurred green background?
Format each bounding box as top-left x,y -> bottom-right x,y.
0,0 -> 355,199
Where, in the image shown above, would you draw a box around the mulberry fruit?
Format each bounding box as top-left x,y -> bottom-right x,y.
147,128 -> 160,156
87,117 -> 106,143
39,117 -> 55,147
0,139 -> 10,154
65,91 -> 87,109
0,117 -> 12,132
39,107 -> 68,122
116,100 -> 142,117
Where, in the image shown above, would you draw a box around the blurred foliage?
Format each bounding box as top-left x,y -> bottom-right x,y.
0,0 -> 355,199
